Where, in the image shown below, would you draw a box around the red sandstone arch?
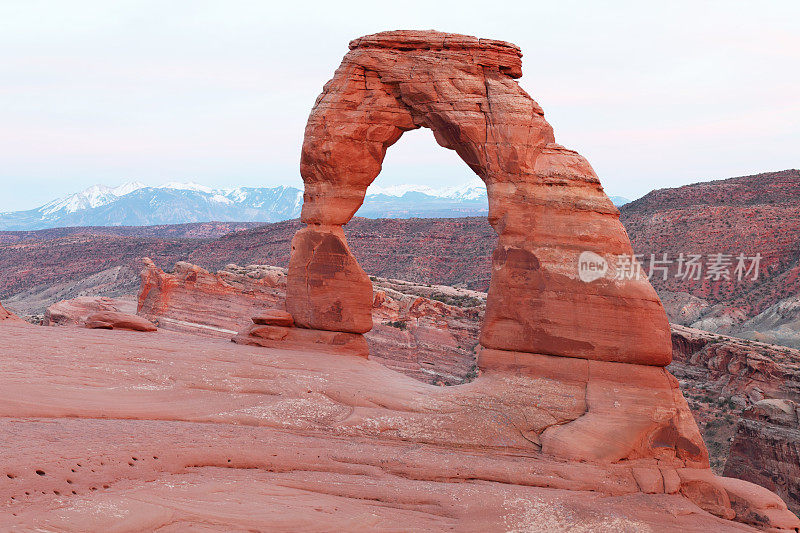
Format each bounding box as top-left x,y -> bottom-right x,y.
287,30 -> 672,366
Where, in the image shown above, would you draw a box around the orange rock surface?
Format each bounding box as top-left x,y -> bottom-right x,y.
44,296 -> 136,326
291,29 -> 671,366
138,258 -> 286,337
84,311 -> 157,332
0,321 -> 796,531
286,226 -> 373,333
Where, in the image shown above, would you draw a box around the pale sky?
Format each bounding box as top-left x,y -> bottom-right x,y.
1,0 -> 798,211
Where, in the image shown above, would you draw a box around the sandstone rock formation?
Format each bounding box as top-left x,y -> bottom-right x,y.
234,319 -> 370,358
5,30 -> 791,529
725,399 -> 800,516
252,309 -> 294,327
234,304 -> 369,357
669,324 -> 800,478
138,258 -> 286,336
289,29 -> 671,365
84,311 -> 157,332
44,296 -> 136,326
671,325 -> 800,403
0,321 -> 797,531
141,260 -> 482,384
286,226 -> 373,333
0,301 -> 20,322
227,31 -> 800,528
137,262 -> 800,507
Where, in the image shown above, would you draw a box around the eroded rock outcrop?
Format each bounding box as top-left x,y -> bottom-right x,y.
289,29 -> 671,366
286,226 -> 373,333
669,324 -> 800,492
31,30 -> 789,529
228,31 -> 799,529
138,258 -> 286,336
142,260 -> 481,384
0,301 -> 20,322
725,400 -> 800,517
234,311 -> 369,358
84,311 -> 157,332
242,31 -> 798,528
0,322 -> 796,530
44,296 -> 136,326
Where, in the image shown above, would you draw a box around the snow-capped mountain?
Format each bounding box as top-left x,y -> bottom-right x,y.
365,178 -> 486,201
0,180 -> 628,231
38,182 -> 146,218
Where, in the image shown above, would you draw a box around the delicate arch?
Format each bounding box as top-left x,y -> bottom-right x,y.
288,30 -> 672,366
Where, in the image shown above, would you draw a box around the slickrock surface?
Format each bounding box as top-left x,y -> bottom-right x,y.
0,321 -> 796,531
293,29 -> 671,365
725,400 -> 800,517
234,322 -> 370,358
44,295 -> 136,326
126,262 -> 800,511
252,309 -> 294,327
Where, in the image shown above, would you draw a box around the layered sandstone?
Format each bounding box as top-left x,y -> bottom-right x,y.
669,325 -> 800,477
225,31 -> 797,528
137,258 -> 286,336
286,226 -> 373,333
291,29 -> 671,365
725,400 -> 800,516
138,261 -> 481,384
134,263 -> 800,503
3,29 -> 793,530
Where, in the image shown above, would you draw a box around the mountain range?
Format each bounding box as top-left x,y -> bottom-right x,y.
0,180 -> 629,230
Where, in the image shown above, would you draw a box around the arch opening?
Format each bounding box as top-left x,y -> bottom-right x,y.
343,128 -> 493,384
356,128 -> 488,220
